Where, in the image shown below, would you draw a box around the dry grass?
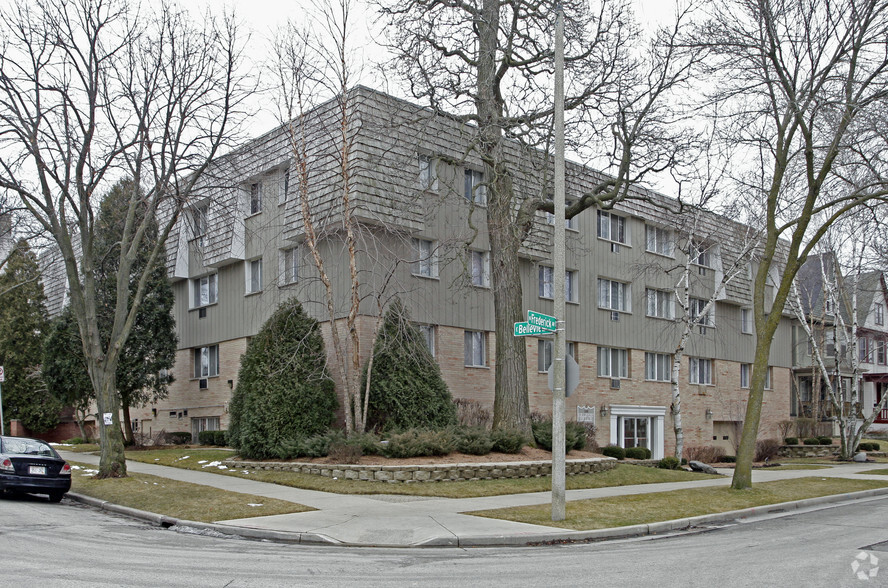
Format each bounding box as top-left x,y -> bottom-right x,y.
762,464 -> 831,470
469,477 -> 888,530
69,462 -> 312,522
121,448 -> 719,498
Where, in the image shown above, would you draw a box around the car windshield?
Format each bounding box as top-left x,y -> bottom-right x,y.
1,438 -> 57,457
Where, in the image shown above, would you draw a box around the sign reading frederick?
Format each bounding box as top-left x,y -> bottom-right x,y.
515,310 -> 558,337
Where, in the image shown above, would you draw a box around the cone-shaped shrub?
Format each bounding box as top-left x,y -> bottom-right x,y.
365,300 -> 456,430
228,299 -> 336,459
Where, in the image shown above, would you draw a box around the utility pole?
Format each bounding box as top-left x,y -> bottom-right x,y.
551,2 -> 566,522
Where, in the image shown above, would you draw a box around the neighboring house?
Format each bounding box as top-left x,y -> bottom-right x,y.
791,254 -> 888,433
127,86 -> 793,456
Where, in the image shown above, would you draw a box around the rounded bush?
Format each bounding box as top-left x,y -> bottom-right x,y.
817,436 -> 833,445
454,427 -> 495,455
857,442 -> 881,452
490,428 -> 527,454
625,446 -> 651,460
382,429 -> 455,458
227,299 -> 337,459
721,455 -> 736,463
802,437 -> 820,445
658,456 -> 680,469
531,420 -> 553,451
784,437 -> 799,445
601,445 -> 625,460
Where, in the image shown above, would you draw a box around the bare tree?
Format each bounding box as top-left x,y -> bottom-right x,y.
378,0 -> 697,434
0,0 -> 248,477
693,0 -> 888,489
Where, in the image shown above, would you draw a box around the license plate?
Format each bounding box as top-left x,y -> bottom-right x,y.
28,466 -> 46,475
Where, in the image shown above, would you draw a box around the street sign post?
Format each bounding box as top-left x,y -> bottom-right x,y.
0,365 -> 4,436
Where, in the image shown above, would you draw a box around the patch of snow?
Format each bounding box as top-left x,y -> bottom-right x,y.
217,465 -> 228,470
176,455 -> 191,461
241,470 -> 250,474
247,503 -> 263,507
202,461 -> 222,468
198,460 -> 208,464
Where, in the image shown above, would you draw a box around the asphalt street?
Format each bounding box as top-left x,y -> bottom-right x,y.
3,491 -> 887,587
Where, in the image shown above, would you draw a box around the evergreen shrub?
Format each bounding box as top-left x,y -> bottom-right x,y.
454,427 -> 495,455
802,437 -> 820,445
601,445 -> 625,460
490,429 -> 527,454
382,429 -> 455,458
658,456 -> 680,469
817,436 -> 833,445
784,437 -> 799,445
625,446 -> 651,460
365,301 -> 456,431
227,299 -> 337,459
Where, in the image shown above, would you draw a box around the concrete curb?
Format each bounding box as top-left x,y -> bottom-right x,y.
65,486 -> 888,548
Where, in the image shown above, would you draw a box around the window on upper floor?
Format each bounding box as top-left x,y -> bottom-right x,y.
598,278 -> 631,312
281,247 -> 298,285
539,266 -> 577,302
689,297 -> 714,327
741,308 -> 752,334
471,250 -> 490,287
859,337 -> 873,363
689,357 -> 713,385
691,240 -> 712,269
191,203 -> 208,244
645,225 -> 674,257
876,303 -> 885,326
279,169 -> 290,205
413,238 -> 438,278
545,195 -> 578,230
418,154 -> 438,191
245,258 -> 262,294
598,346 -> 628,378
597,210 -> 627,244
538,340 -> 576,373
645,289 -> 674,319
464,169 -> 487,205
645,352 -> 672,382
249,181 -> 262,215
464,330 -> 486,367
191,273 -> 217,308
193,345 -> 219,379
877,339 -> 886,365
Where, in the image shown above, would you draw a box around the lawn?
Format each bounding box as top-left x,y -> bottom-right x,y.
468,477 -> 888,530
858,469 -> 888,476
69,462 -> 312,522
121,448 -> 718,498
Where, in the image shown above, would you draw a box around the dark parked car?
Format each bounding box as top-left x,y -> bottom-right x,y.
0,436 -> 72,502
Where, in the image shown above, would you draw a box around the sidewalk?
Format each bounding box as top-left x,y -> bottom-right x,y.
58,450 -> 888,547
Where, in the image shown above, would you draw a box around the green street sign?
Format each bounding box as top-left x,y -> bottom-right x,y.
527,310 -> 557,332
514,321 -> 553,337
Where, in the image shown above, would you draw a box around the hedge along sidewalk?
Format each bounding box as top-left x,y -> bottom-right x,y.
68,462 -> 313,523
467,477 -> 888,531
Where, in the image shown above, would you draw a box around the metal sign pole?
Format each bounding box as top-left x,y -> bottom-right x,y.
552,2 -> 566,522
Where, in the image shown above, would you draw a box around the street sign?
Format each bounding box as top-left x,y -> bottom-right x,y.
514,321 -> 553,337
548,353 -> 579,397
527,310 -> 557,332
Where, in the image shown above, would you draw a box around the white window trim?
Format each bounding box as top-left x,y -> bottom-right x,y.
740,308 -> 752,334
597,346 -> 629,378
645,288 -> 674,319
645,352 -> 672,382
645,224 -> 674,257
471,250 -> 491,288
689,357 -> 713,385
248,181 -> 263,216
191,273 -> 218,309
740,363 -> 750,389
418,154 -> 439,192
193,345 -> 220,379
608,405 -> 666,460
464,330 -> 487,367
596,210 -> 630,245
598,278 -> 632,313
464,168 -> 487,206
413,238 -> 439,279
419,325 -> 436,358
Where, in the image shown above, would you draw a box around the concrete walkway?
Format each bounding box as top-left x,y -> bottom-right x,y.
57,450 -> 888,547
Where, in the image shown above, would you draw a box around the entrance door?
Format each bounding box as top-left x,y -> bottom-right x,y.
622,417 -> 649,450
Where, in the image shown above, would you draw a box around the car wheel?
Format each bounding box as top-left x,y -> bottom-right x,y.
48,492 -> 64,503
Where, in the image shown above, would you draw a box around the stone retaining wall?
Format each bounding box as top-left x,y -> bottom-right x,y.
778,445 -> 835,458
222,457 -> 618,483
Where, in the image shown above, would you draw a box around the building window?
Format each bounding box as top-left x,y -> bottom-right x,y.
464,330 -> 486,367
464,169 -> 487,205
597,346 -> 628,378
621,416 -> 649,450
689,357 -> 712,385
191,416 -> 221,443
545,196 -> 578,229
539,267 -> 576,301
645,352 -> 672,382
249,181 -> 262,215
281,247 -> 298,285
859,337 -> 872,363
192,273 -> 217,308
740,364 -> 750,389
413,239 -> 438,278
645,289 -> 674,319
689,298 -> 714,327
419,325 -> 436,357
691,241 -> 712,268
876,303 -> 884,325
597,210 -> 627,244
645,225 -> 673,257
764,366 -> 772,390
191,203 -> 208,243
471,250 -> 490,287
598,278 -> 631,312
418,154 -> 438,191
193,345 -> 219,378
876,340 -> 886,365
538,340 -> 576,372
741,308 -> 752,334
279,170 -> 290,205
245,258 -> 262,294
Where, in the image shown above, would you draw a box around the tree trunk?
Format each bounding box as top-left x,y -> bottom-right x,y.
732,331 -> 772,489
122,403 -> 134,445
93,366 -> 127,478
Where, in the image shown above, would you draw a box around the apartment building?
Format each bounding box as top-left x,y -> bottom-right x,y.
129,87 -> 793,458
792,255 -> 888,432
